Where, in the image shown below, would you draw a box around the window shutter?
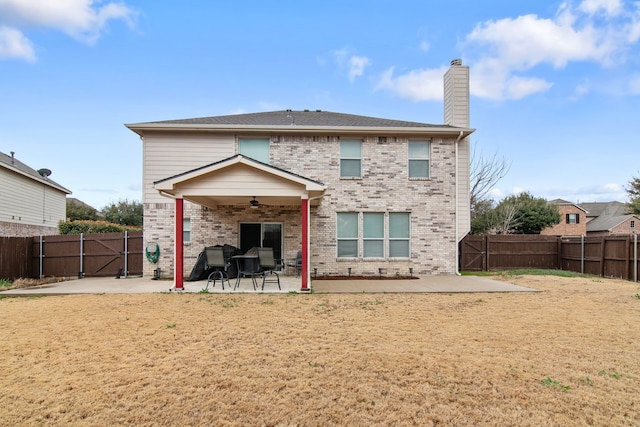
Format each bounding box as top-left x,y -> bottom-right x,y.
576,214 -> 579,224
566,214 -> 570,224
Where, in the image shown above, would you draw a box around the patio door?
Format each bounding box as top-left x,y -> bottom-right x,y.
239,223 -> 282,260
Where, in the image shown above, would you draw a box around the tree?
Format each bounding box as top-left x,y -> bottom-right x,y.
100,199 -> 143,226
494,192 -> 560,234
469,144 -> 511,234
626,174 -> 640,215
66,198 -> 99,221
470,144 -> 511,214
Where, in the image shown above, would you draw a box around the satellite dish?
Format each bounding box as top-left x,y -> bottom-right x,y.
37,168 -> 52,178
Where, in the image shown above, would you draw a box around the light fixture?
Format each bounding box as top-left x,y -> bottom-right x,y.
250,197 -> 259,209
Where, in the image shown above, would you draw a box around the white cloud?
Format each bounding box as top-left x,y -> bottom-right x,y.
377,1 -> 640,102
0,25 -> 34,61
374,66 -> 447,101
332,49 -> 371,82
0,0 -> 135,61
462,1 -> 640,100
348,55 -> 371,82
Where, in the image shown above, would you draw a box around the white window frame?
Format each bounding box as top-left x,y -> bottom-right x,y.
337,212 -> 411,259
337,212 -> 359,258
183,217 -> 191,244
340,139 -> 362,178
363,212 -> 385,258
408,140 -> 431,179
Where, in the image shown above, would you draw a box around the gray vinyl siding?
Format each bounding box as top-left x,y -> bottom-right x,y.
143,132 -> 235,204
0,168 -> 67,227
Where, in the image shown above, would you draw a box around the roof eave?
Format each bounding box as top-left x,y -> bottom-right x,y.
126,123 -> 475,138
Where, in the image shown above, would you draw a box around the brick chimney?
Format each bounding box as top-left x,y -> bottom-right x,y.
443,58 -> 469,128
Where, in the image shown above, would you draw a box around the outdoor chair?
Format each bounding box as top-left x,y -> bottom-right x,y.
204,246 -> 230,290
257,247 -> 281,290
287,250 -> 302,277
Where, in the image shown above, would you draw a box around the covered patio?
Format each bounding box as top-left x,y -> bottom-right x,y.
152,155 -> 326,292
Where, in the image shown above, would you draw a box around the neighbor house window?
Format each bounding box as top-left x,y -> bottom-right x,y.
389,213 -> 410,257
337,213 -> 359,257
566,214 -> 579,224
363,213 -> 384,258
239,138 -> 270,163
340,140 -> 362,178
408,140 -> 430,178
631,220 -> 635,228
183,218 -> 191,243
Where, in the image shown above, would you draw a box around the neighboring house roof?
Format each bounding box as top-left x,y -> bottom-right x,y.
67,197 -> 96,210
126,110 -> 475,137
0,151 -> 71,194
548,199 -> 589,213
586,214 -> 639,232
579,201 -> 629,218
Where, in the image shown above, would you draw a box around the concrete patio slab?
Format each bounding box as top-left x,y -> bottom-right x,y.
0,274 -> 536,295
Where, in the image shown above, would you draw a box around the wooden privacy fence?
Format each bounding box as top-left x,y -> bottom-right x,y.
0,237 -> 33,281
0,231 -> 142,280
460,234 -> 639,282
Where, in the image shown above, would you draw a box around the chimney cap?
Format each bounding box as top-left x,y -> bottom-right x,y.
450,58 -> 462,66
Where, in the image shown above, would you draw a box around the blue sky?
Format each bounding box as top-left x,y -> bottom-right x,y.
1,0 -> 639,210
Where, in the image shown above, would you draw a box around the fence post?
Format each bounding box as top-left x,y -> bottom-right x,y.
634,233 -> 637,283
79,233 -> 84,279
38,235 -> 44,279
124,230 -> 129,278
581,235 -> 585,274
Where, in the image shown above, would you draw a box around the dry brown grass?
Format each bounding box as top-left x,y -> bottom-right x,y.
1,274 -> 639,426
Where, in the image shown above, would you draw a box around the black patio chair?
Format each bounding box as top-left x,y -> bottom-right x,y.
287,250 -> 302,277
258,247 -> 281,290
204,246 -> 230,290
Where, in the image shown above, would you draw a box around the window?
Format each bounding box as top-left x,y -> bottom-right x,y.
363,213 -> 384,258
340,140 -> 362,178
183,218 -> 191,243
337,212 -> 411,259
239,138 -> 269,163
631,220 -> 636,228
337,213 -> 359,257
408,140 -> 430,178
566,213 -> 579,224
389,213 -> 410,257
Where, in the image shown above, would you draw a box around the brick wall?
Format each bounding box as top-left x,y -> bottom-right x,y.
0,220 -> 58,237
143,135 -> 459,278
541,204 -> 586,236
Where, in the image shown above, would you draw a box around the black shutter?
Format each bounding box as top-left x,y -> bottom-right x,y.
576,214 -> 579,224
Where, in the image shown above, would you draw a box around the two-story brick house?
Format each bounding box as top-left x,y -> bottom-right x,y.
126,60 -> 474,290
541,199 -> 588,237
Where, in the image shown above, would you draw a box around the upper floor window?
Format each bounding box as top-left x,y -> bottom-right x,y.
340,140 -> 362,178
566,213 -> 579,224
239,138 -> 269,163
408,140 -> 430,178
631,220 -> 636,228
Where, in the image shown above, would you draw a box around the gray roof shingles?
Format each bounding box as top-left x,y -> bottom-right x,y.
134,110 -> 457,129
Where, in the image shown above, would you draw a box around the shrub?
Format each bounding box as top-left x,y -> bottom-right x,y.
58,220 -> 141,235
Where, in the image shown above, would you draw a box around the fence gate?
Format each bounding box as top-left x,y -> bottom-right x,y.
31,231 -> 143,278
459,235 -> 486,271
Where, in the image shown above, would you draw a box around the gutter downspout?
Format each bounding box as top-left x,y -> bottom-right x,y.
454,131 -> 464,276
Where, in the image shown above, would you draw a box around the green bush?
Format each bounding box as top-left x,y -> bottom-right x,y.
58,220 -> 141,235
